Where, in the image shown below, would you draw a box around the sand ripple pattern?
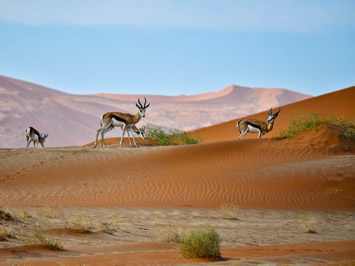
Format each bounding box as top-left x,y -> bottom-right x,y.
0,126 -> 354,210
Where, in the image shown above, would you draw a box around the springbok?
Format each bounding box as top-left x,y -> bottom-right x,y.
122,125 -> 146,147
237,108 -> 281,139
26,127 -> 48,148
94,98 -> 150,148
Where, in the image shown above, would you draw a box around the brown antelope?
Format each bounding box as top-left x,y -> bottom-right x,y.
94,98 -> 150,148
26,127 -> 48,148
237,108 -> 281,139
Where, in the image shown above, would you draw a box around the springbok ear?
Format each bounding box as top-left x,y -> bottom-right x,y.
145,103 -> 150,109
136,103 -> 140,109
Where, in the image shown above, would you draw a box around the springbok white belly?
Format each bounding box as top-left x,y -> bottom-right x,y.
111,118 -> 126,127
32,134 -> 39,142
247,125 -> 260,133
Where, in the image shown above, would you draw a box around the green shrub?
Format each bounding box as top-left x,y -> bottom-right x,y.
180,226 -> 221,259
146,126 -> 199,146
280,112 -> 355,149
280,112 -> 322,138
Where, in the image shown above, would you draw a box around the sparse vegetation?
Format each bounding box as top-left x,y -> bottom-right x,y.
219,204 -> 239,220
301,216 -> 318,234
159,224 -> 184,243
66,217 -> 91,233
0,226 -> 13,240
18,208 -> 32,219
33,229 -> 64,250
101,221 -> 121,235
40,206 -> 61,219
0,208 -> 14,221
180,226 -> 221,259
146,125 -> 200,146
280,112 -> 355,150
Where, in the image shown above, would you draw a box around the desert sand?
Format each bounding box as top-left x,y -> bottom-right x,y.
0,86 -> 354,264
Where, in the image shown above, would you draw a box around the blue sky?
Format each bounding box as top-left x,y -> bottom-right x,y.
0,0 -> 354,96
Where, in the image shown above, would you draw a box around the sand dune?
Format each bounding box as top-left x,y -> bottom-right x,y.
1,125 -> 354,210
192,86 -> 355,143
1,81 -> 354,264
0,74 -> 310,147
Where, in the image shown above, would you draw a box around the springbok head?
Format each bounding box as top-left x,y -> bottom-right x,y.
140,126 -> 146,139
267,108 -> 281,124
135,97 -> 150,118
40,133 -> 49,141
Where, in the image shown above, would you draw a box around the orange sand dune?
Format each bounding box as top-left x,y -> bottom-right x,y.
192,86 -> 355,143
0,125 -> 354,210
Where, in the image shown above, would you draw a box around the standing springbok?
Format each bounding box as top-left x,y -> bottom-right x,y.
94,98 -> 150,148
26,127 -> 48,148
237,108 -> 281,139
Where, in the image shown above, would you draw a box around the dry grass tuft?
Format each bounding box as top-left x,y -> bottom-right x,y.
40,206 -> 61,219
33,229 -> 64,250
301,216 -> 318,234
158,224 -> 184,243
18,208 -> 32,219
101,221 -> 121,235
219,204 -> 239,220
66,217 -> 91,233
0,226 -> 14,240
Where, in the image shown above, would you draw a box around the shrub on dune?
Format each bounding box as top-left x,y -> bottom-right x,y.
280,112 -> 355,149
146,125 -> 200,146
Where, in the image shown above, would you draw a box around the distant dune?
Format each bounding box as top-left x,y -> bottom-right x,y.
0,74 -> 310,148
192,86 -> 355,143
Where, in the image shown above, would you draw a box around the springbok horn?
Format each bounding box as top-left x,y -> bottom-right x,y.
143,97 -> 150,108
138,98 -> 143,108
268,108 -> 273,115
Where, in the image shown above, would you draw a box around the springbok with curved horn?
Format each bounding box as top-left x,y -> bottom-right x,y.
237,108 -> 281,139
94,98 -> 150,148
26,127 -> 48,148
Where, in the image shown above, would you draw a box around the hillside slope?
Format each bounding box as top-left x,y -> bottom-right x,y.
0,75 -> 310,147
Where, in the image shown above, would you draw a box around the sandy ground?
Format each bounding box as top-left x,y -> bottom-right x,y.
0,86 -> 354,264
1,207 -> 355,265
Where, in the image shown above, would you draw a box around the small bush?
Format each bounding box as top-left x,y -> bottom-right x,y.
280,112 -> 355,149
280,112 -> 322,138
33,230 -> 63,250
146,125 -> 199,146
180,226 -> 221,259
